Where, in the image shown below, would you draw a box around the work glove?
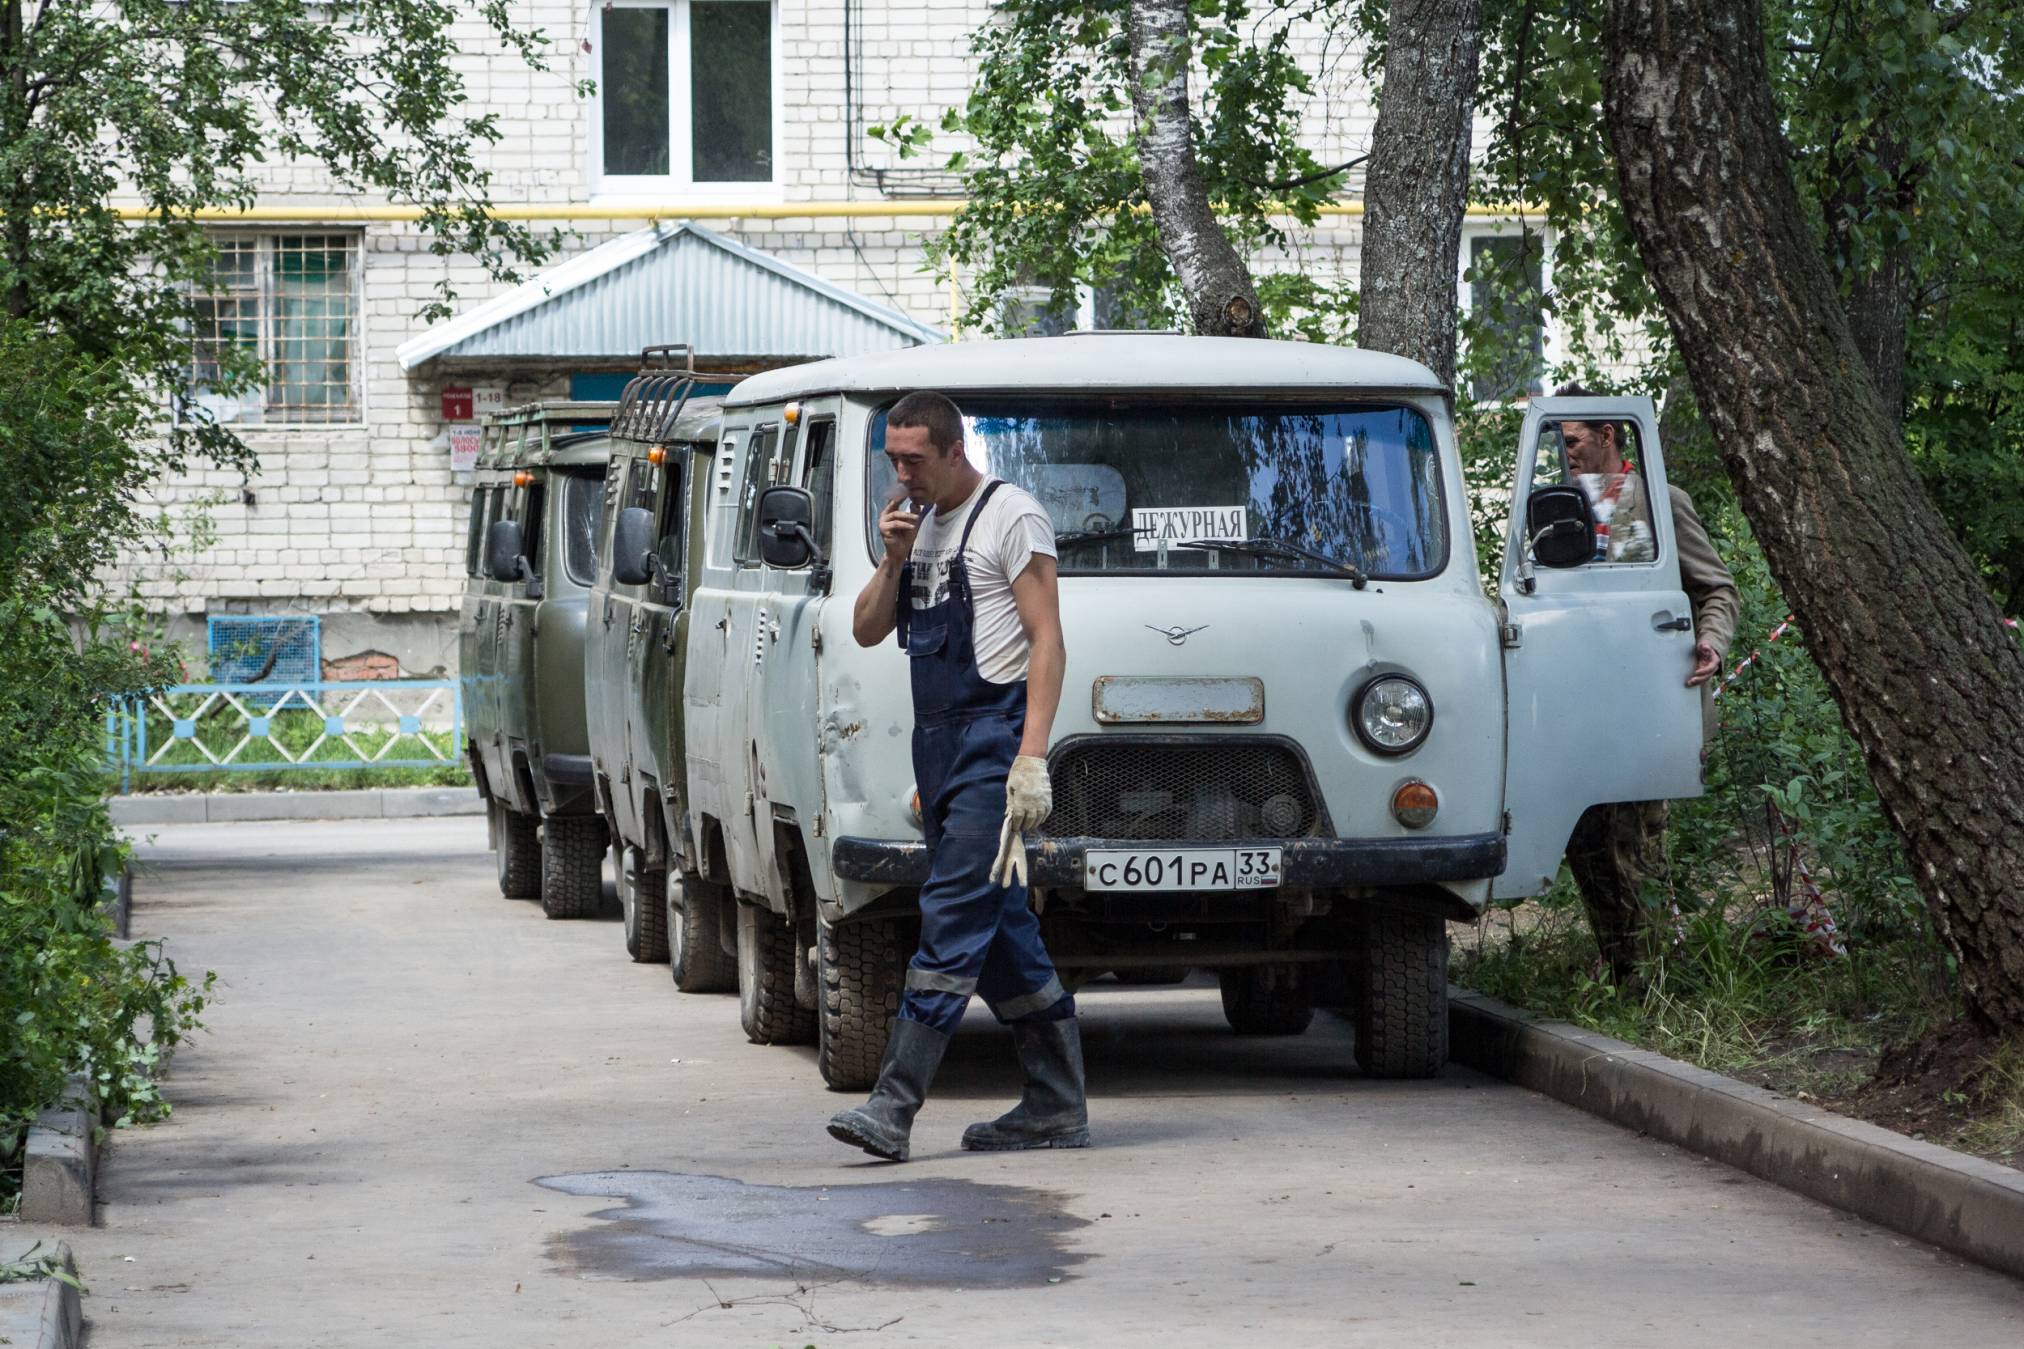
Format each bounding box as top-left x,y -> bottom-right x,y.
990,756 -> 1052,889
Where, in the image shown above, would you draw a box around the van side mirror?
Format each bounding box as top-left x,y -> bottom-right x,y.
1526,485 -> 1597,569
758,486 -> 821,571
486,518 -> 530,583
611,505 -> 658,586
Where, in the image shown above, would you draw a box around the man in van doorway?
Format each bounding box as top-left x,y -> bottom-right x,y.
1554,383 -> 1739,986
828,389 -> 1086,1161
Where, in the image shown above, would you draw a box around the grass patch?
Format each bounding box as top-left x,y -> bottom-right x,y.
116,701 -> 469,793
1453,884 -> 2024,1169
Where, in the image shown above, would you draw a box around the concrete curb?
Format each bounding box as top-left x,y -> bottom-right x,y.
1449,986 -> 2024,1281
20,1076 -> 95,1226
0,1240 -> 82,1349
110,785 -> 483,826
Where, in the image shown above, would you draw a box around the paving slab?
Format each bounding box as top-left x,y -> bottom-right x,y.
68,818 -> 2024,1347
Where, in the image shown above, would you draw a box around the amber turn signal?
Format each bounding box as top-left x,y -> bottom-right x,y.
784,401 -> 801,425
647,445 -> 667,465
1390,780 -> 1439,830
512,470 -> 533,487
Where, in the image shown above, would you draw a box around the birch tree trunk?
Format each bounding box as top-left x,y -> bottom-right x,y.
1603,0 -> 2024,1031
1355,0 -> 1483,387
1127,0 -> 1265,338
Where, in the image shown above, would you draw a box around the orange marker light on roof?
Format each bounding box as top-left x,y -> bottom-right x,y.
784,401 -> 801,426
647,445 -> 667,466
512,470 -> 533,487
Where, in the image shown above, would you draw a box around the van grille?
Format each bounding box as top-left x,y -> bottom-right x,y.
1042,738 -> 1323,841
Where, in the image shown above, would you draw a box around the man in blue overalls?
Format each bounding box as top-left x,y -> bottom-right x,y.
828,390 -> 1087,1162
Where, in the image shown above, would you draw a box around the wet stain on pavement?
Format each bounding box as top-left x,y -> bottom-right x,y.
535,1171 -> 1091,1287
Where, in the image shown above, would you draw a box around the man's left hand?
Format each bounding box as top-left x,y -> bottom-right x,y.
1686,640 -> 1721,688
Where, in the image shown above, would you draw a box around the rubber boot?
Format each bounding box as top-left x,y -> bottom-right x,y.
961,1016 -> 1090,1151
826,1017 -> 951,1161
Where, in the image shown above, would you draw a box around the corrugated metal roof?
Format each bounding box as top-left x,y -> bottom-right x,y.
396,223 -> 941,371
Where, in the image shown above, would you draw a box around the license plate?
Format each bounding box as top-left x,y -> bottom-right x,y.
1083,847 -> 1282,892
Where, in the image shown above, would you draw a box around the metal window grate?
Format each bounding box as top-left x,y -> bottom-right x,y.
1042,738 -> 1324,841
190,234 -> 359,423
207,615 -> 322,686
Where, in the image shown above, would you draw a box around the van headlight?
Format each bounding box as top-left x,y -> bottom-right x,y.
1354,676 -> 1432,754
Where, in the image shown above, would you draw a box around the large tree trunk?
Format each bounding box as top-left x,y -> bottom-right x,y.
1356,0 -> 1483,387
1127,0 -> 1265,338
1603,0 -> 2024,1031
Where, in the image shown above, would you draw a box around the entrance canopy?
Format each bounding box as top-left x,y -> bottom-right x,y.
395,222 -> 942,375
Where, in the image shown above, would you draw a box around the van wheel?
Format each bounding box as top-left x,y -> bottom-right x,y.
1114,965 -> 1190,986
737,903 -> 815,1045
1218,964 -> 1315,1035
493,803 -> 540,899
620,848 -> 670,963
670,874 -> 737,993
1355,908 -> 1448,1078
540,815 -> 607,920
817,917 -> 905,1091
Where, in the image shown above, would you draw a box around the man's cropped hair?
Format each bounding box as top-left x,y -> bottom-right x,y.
887,391 -> 965,453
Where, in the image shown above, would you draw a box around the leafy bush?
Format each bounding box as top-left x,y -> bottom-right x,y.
0,325 -> 215,1204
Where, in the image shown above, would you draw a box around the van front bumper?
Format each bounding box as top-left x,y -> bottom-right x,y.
831,832 -> 1506,889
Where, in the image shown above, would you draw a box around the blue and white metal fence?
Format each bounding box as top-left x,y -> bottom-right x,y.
105,679 -> 464,792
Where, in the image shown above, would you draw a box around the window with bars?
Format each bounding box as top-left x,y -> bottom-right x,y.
191,234 -> 361,424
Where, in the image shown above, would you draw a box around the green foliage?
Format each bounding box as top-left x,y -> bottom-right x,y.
882,0 -> 1342,335
1470,0 -> 2024,596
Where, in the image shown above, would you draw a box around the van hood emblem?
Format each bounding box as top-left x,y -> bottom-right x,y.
1146,624 -> 1209,646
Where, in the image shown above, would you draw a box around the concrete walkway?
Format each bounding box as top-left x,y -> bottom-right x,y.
66,818 -> 2024,1346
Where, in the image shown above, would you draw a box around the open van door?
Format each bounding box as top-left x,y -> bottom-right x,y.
1493,396 -> 1705,899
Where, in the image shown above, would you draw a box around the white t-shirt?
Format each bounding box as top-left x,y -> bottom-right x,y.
908,479 -> 1057,684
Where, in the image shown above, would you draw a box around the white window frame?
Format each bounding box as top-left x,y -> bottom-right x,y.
1457,217 -> 1556,407
589,0 -> 784,201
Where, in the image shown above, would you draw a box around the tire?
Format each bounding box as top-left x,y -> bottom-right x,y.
670,873 -> 738,993
817,917 -> 905,1090
620,847 -> 670,964
737,903 -> 815,1045
1113,965 -> 1190,986
493,802 -> 540,899
1218,964 -> 1315,1035
1355,907 -> 1449,1079
540,814 -> 607,920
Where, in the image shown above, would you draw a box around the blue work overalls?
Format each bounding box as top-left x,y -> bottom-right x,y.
895,480 -> 1072,1035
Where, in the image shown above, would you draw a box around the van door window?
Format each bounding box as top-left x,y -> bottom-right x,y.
520,478 -> 546,579
653,458 -> 686,593
464,486 -> 487,577
735,424 -> 780,563
558,471 -> 605,586
1530,416 -> 1659,566
801,419 -> 836,551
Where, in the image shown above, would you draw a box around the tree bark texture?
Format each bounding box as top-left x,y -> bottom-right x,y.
1825,128 -> 1914,432
1127,0 -> 1266,338
1356,0 -> 1483,388
1603,0 -> 2024,1031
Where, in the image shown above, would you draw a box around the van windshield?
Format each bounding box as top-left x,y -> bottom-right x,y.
868,400 -> 1446,578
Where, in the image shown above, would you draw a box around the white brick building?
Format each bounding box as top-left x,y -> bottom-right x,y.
132,1 -> 1540,676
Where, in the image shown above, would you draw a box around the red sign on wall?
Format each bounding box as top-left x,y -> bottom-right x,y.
441,387 -> 475,421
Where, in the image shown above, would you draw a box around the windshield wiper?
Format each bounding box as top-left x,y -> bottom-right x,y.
1176,536 -> 1368,589
1055,527 -> 1147,552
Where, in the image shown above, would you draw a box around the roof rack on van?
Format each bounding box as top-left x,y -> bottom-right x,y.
477,398 -> 619,469
613,344 -> 702,445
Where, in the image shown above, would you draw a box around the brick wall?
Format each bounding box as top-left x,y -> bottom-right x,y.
124,1 -> 1525,667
